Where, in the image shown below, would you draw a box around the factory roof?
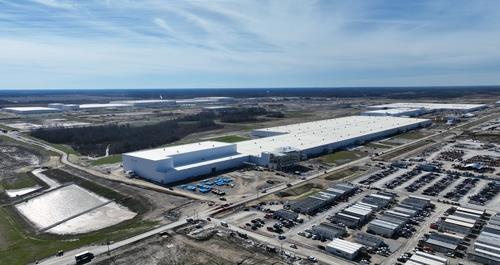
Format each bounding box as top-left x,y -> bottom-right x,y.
368,102 -> 487,111
363,108 -> 422,115
3,107 -> 61,112
327,238 -> 363,254
79,103 -> 132,109
174,153 -> 248,170
113,99 -> 175,104
124,141 -> 234,161
238,116 -> 430,156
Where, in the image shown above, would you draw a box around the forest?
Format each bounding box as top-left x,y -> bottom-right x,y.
31,118 -> 221,156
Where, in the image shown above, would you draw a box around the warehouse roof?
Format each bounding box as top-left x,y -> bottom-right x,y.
475,241 -> 500,253
411,251 -> 448,265
368,102 -> 487,111
238,116 -> 430,156
327,238 -> 363,254
79,103 -> 132,109
474,248 -> 500,260
409,255 -> 446,265
444,218 -> 474,228
3,107 -> 61,112
124,141 -> 234,161
369,219 -> 400,229
447,214 -> 477,225
337,212 -> 360,221
363,108 -> 422,115
426,238 -> 458,250
456,206 -> 484,216
392,206 -> 417,216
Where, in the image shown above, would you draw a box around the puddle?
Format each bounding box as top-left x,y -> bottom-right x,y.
47,202 -> 137,234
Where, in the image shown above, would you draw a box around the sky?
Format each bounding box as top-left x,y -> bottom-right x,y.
0,0 -> 500,89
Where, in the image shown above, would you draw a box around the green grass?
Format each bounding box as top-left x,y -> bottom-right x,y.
324,168 -> 356,181
49,143 -> 78,156
91,154 -> 122,166
0,173 -> 38,190
295,188 -> 321,199
207,135 -> 250,143
22,134 -> 78,156
320,150 -> 366,165
0,207 -> 157,265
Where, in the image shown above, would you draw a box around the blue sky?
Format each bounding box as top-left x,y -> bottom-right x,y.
0,0 -> 500,89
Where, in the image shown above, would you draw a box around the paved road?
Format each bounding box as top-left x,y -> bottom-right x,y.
37,219 -> 185,265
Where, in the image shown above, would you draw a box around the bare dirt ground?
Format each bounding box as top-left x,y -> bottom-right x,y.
93,231 -> 287,265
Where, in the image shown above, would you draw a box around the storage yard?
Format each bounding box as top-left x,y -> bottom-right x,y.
0,95 -> 499,265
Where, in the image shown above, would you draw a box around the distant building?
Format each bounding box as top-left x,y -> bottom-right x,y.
2,107 -> 62,115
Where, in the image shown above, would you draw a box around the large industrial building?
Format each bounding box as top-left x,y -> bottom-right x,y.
367,102 -> 487,112
123,115 -> 431,184
362,108 -> 423,117
2,107 -> 62,115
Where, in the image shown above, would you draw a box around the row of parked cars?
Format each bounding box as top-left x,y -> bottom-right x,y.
443,177 -> 479,201
422,174 -> 459,196
385,169 -> 422,189
405,173 -> 437,192
360,166 -> 399,185
469,181 -> 500,205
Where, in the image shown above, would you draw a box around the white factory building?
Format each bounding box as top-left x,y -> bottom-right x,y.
48,103 -> 80,111
362,108 -> 423,117
367,102 -> 487,113
2,107 -> 62,115
123,115 -> 431,184
110,99 -> 176,108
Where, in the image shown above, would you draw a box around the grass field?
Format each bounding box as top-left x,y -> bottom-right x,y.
277,183 -> 323,198
21,134 -> 78,156
207,135 -> 250,143
91,154 -> 122,166
320,150 -> 366,165
0,172 -> 38,190
324,168 -> 356,181
0,207 -> 156,265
